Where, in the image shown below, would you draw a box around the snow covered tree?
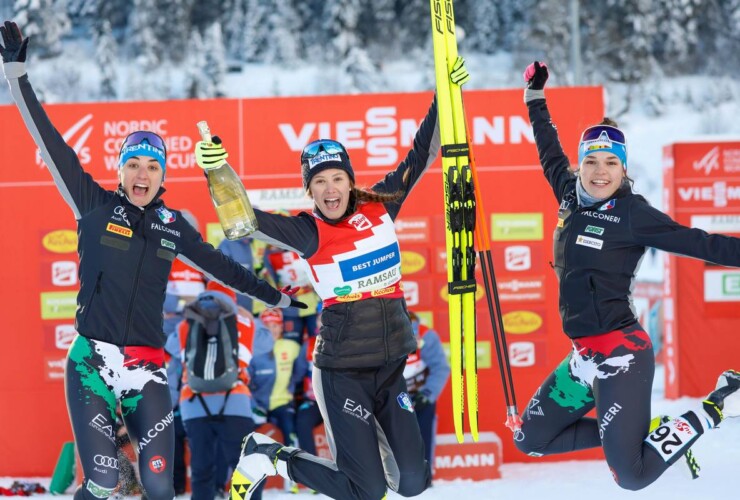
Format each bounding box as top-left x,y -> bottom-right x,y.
126,0 -> 164,100
294,0 -> 326,59
466,1 -> 500,53
243,0 -> 271,62
222,0 -> 248,59
398,0 -> 428,53
191,0 -> 225,32
93,0 -> 130,31
95,19 -> 117,100
185,31 -> 209,98
322,0 -> 362,61
340,45 -> 385,94
265,0 -> 301,65
13,0 -> 71,58
153,0 -> 194,63
521,1 -> 570,83
204,22 -> 227,97
356,0 -> 397,60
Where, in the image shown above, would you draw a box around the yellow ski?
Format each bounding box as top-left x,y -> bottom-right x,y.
429,0 -> 478,443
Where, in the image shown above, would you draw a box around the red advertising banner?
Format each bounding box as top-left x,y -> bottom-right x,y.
0,87 -> 603,476
662,140 -> 740,398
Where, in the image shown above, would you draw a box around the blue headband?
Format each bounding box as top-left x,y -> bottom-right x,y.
578,130 -> 627,170
119,143 -> 167,177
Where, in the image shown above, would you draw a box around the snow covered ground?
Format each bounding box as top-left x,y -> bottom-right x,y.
4,367 -> 738,499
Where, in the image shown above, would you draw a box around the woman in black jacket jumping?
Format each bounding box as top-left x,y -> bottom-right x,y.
516,60 -> 740,491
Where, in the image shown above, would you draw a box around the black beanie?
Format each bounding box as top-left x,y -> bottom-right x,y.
301,140 -> 355,191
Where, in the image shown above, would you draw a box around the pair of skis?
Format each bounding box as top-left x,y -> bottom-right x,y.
429,0 -> 522,443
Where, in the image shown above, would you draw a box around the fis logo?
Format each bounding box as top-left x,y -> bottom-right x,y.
693,147 -> 720,176
397,392 -> 414,413
36,114 -> 94,168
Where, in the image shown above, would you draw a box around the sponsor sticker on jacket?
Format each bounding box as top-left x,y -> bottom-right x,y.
576,234 -> 603,250
584,225 -> 604,235
106,222 -> 132,238
161,239 -> 176,250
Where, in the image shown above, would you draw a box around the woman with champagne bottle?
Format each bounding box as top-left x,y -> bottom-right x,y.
194,62 -> 468,500
0,21 -> 304,500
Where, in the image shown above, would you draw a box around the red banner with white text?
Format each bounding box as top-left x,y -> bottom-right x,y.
0,87 -> 604,476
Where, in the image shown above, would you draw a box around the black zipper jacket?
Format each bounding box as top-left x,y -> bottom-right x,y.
5,64 -> 284,348
528,97 -> 740,338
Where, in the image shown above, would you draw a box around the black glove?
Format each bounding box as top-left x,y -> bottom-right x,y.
413,391 -> 432,411
277,285 -> 308,310
524,61 -> 548,90
0,21 -> 29,63
290,298 -> 308,310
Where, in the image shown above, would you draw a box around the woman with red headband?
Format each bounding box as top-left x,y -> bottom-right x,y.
0,22 -> 303,500
517,60 -> 740,490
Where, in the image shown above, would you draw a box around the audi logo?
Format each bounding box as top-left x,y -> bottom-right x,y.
93,455 -> 118,468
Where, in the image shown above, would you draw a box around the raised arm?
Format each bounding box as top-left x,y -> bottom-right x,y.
524,62 -> 575,203
372,96 -> 440,219
1,21 -> 110,218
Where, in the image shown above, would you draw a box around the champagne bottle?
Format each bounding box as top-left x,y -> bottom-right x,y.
197,121 -> 258,240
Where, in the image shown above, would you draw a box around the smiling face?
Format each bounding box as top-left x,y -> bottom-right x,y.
308,168 -> 352,219
119,156 -> 164,207
578,151 -> 625,200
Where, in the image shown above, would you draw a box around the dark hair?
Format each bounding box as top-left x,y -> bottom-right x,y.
600,117 -> 619,128
353,186 -> 403,204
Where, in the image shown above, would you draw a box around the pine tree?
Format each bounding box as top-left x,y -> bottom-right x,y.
13,0 -> 71,58
204,22 -> 227,97
223,0 -> 248,59
522,0 -> 570,83
358,0 -> 397,61
466,1 -> 499,53
185,31 -> 209,98
95,19 -> 118,100
322,0 -> 362,61
153,0 -> 194,63
243,0 -> 270,62
340,45 -> 385,94
126,0 -> 162,100
266,0 -> 301,65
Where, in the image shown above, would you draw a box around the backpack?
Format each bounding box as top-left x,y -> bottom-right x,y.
183,291 -> 240,394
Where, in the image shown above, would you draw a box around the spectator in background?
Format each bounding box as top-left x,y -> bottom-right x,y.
264,211 -> 321,344
176,284 -> 263,500
404,311 -> 450,469
218,237 -> 274,316
248,308 -> 306,493
163,209 -> 206,496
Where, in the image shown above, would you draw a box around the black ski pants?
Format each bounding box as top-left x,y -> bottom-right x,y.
285,358 -> 431,500
66,336 -> 175,500
514,325 -> 706,490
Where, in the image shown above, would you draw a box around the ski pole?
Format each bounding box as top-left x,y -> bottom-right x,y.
462,103 -> 522,432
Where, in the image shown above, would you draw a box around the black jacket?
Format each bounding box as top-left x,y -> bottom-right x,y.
528,98 -> 740,338
5,66 -> 284,348
249,97 -> 440,369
